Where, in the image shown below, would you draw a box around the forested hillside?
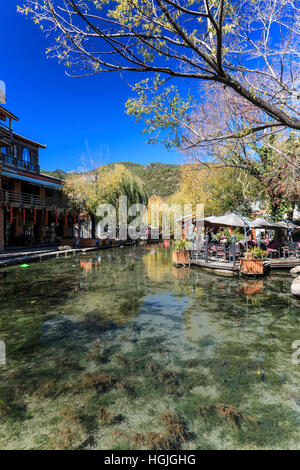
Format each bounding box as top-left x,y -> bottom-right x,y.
42,162 -> 181,198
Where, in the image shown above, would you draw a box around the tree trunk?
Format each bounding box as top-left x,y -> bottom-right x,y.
75,211 -> 81,247
91,214 -> 96,239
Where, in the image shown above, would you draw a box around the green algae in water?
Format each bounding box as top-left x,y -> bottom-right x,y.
0,244 -> 300,449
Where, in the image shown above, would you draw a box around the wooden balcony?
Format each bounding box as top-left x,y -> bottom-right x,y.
0,188 -> 67,209
0,152 -> 40,173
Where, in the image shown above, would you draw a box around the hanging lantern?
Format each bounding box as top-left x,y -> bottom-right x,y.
23,208 -> 26,224
9,206 -> 13,224
55,211 -> 59,225
64,211 -> 68,226
33,208 -> 37,225
45,209 -> 48,225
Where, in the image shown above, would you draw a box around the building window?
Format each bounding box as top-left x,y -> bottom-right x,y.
22,147 -> 31,162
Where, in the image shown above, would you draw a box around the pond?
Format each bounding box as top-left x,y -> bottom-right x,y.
0,242 -> 299,449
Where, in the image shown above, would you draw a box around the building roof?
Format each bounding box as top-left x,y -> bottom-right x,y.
12,131 -> 46,149
1,169 -> 62,190
40,172 -> 64,184
0,105 -> 19,122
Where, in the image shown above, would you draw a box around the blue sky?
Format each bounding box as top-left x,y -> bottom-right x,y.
1,2 -> 183,171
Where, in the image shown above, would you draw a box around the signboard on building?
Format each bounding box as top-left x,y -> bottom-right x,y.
0,80 -> 6,104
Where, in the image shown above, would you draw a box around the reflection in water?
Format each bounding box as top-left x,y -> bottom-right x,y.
80,258 -> 101,276
143,247 -> 171,283
241,280 -> 264,296
0,243 -> 299,450
172,266 -> 191,281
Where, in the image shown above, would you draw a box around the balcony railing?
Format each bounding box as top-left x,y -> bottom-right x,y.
0,152 -> 40,173
0,189 -> 67,209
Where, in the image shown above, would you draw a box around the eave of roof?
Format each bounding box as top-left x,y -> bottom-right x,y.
40,172 -> 63,184
1,170 -> 62,190
12,131 -> 46,149
0,105 -> 19,122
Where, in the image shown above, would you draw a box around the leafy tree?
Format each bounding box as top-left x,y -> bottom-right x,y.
175,83 -> 300,220
99,163 -> 148,208
248,134 -> 300,220
63,168 -> 102,238
18,0 -> 300,141
64,163 -> 147,237
179,164 -> 256,216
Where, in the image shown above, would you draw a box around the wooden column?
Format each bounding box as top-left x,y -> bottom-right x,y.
14,208 -> 23,240
40,186 -> 46,202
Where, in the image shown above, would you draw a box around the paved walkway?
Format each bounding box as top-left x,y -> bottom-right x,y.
0,240 -> 134,268
0,245 -> 60,260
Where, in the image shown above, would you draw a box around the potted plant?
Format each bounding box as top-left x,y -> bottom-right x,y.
172,239 -> 190,265
240,247 -> 268,275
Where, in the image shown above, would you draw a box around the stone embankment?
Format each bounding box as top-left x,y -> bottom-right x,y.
290,266 -> 300,298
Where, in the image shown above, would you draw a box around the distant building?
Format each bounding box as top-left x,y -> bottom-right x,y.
0,104 -> 70,250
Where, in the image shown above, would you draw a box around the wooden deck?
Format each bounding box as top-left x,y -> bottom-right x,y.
186,256 -> 300,275
190,259 -> 240,275
270,258 -> 300,269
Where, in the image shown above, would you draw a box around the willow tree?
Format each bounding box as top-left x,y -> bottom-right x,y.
99,163 -> 148,211
18,0 -> 299,143
64,169 -> 102,239
64,164 -> 147,238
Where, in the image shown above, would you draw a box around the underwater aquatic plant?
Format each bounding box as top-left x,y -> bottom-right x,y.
130,412 -> 188,450
81,373 -> 117,393
215,404 -> 256,432
98,406 -> 117,425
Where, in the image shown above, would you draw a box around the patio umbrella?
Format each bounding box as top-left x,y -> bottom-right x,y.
276,220 -> 299,230
192,216 -> 215,227
276,220 -> 299,242
204,213 -> 253,248
250,217 -> 282,229
176,213 -> 194,223
205,213 -> 249,228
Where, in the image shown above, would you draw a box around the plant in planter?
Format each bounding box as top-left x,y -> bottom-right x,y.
244,247 -> 268,260
174,239 -> 187,250
240,247 -> 269,275
173,239 -> 190,265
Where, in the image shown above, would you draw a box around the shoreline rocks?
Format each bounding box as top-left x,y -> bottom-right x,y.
290,266 -> 300,277
291,276 -> 300,298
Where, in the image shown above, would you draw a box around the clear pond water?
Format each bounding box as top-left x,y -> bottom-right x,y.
0,243 -> 299,449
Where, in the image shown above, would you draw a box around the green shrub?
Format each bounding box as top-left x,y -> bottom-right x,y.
245,247 -> 268,259
174,240 -> 187,250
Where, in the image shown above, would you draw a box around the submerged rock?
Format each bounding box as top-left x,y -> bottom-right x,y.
58,245 -> 72,251
290,266 -> 300,277
291,276 -> 300,297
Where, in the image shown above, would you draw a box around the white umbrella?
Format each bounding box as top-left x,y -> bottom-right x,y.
276,220 -> 299,230
250,217 -> 282,229
176,213 -> 194,223
205,213 -> 249,228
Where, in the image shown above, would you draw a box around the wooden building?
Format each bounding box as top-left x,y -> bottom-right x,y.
0,104 -> 70,251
